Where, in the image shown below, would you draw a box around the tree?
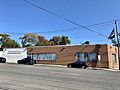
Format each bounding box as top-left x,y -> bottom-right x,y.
0,34 -> 20,48
59,36 -> 71,45
0,34 -> 10,44
82,41 -> 90,45
2,39 -> 20,48
49,36 -> 61,45
49,36 -> 71,45
84,41 -> 90,44
19,33 -> 39,47
47,41 -> 55,46
19,34 -> 71,47
36,36 -> 48,46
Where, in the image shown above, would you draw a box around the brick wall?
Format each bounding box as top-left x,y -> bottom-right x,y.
27,44 -> 119,68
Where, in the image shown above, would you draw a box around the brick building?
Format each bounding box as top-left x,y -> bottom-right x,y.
27,44 -> 119,69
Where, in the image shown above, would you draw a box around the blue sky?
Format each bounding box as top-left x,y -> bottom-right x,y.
0,0 -> 120,45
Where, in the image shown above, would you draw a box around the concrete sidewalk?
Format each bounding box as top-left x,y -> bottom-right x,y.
34,64 -> 120,71
5,63 -> 120,72
93,68 -> 120,72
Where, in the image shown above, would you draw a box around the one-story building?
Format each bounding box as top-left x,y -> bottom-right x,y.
27,44 -> 119,69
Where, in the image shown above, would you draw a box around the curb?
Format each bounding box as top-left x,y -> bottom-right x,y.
35,64 -> 120,71
34,64 -> 67,67
90,68 -> 120,72
5,63 -> 120,71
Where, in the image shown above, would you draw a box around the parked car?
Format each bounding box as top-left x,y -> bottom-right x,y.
67,61 -> 88,69
17,57 -> 36,65
0,57 -> 6,63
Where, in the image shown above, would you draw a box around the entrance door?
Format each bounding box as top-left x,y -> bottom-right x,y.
112,54 -> 117,68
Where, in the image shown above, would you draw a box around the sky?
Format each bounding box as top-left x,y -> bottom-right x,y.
0,0 -> 120,45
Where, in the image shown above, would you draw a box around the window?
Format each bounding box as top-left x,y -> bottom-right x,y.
112,54 -> 116,63
32,54 -> 38,60
30,53 -> 56,61
76,52 -> 97,62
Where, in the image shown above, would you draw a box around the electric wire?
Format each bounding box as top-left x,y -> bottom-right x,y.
23,0 -> 109,38
0,20 -> 115,35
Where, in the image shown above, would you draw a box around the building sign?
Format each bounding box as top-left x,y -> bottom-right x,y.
7,51 -> 21,54
2,48 -> 27,63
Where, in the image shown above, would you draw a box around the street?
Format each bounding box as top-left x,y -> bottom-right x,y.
0,63 -> 120,90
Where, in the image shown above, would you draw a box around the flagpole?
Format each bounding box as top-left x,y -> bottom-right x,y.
115,19 -> 120,70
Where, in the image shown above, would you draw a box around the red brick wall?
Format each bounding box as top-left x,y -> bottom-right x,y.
27,44 -> 117,68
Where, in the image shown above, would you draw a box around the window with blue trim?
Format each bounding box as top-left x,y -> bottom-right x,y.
30,53 -> 56,61
76,52 -> 97,62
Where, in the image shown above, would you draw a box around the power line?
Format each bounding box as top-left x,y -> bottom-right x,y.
43,20 -> 114,33
37,20 -> 114,33
23,0 -> 108,38
0,20 -> 115,35
71,39 -> 111,45
85,20 -> 114,27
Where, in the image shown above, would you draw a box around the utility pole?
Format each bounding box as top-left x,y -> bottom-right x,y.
0,36 -> 2,48
115,19 -> 120,70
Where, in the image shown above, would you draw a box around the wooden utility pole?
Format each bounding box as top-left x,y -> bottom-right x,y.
115,19 -> 120,70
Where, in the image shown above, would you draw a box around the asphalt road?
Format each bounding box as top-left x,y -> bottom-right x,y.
0,63 -> 120,90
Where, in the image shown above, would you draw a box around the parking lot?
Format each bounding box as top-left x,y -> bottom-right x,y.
0,63 -> 120,90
